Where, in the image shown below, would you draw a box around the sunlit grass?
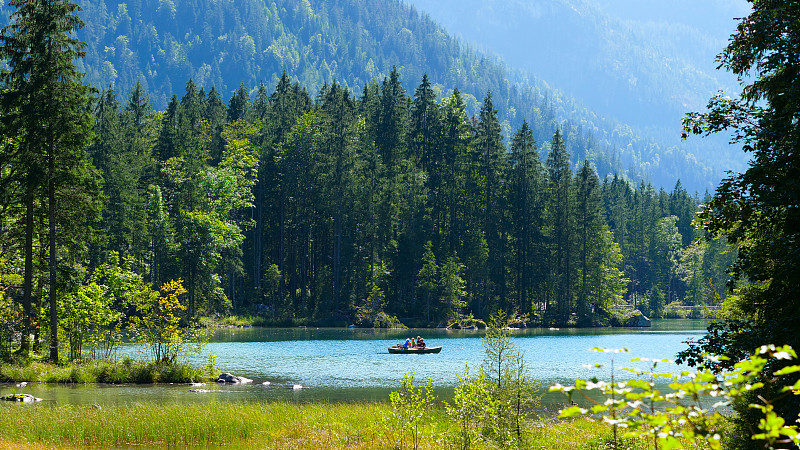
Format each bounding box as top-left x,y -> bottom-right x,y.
0,401 -> 671,449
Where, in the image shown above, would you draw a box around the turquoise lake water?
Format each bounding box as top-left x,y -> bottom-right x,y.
0,319 -> 709,406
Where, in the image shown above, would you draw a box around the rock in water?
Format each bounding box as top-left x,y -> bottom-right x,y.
626,310 -> 652,327
216,373 -> 253,384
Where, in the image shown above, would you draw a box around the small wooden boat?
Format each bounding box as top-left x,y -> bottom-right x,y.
388,346 -> 442,354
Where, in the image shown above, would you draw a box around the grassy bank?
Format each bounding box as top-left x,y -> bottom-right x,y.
0,359 -> 218,384
0,401 -> 658,449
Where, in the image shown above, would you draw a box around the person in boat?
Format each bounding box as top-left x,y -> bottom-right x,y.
416,336 -> 426,348
404,338 -> 412,350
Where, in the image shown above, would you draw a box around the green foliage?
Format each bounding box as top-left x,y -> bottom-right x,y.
480,310 -> 542,446
446,365 -> 493,450
59,282 -> 118,361
129,279 -> 206,363
0,257 -> 23,359
424,311 -> 543,449
0,2 -> 735,338
388,373 -> 436,450
0,0 -> 100,361
680,0 -> 800,437
355,261 -> 402,328
439,254 -> 467,325
552,345 -> 800,450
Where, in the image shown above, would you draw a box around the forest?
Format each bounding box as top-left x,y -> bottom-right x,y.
1,62 -> 733,335
0,0 -> 727,192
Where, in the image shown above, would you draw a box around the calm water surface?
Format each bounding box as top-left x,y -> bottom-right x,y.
1,319 -> 709,406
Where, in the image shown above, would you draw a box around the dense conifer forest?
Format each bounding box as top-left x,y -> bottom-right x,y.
2,66 -> 733,329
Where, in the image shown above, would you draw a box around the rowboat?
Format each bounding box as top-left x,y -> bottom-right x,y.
388,346 -> 442,354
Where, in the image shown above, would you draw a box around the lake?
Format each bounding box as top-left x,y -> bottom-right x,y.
1,319 -> 709,407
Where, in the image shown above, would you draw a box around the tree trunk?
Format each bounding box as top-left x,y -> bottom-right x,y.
20,182 -> 34,354
48,137 -> 58,363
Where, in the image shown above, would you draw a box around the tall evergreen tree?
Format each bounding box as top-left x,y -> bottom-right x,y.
508,121 -> 545,315
0,0 -> 98,360
410,73 -> 440,174
573,160 -> 605,323
439,88 -> 471,255
473,91 -> 506,314
228,82 -> 250,122
319,81 -> 357,313
374,66 -> 409,171
546,129 -> 572,325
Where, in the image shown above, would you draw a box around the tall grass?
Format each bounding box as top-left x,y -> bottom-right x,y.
0,401 -> 661,449
0,359 -> 218,384
1,402 -> 409,449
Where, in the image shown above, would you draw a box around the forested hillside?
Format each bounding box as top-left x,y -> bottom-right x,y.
3,69 -> 733,329
407,0 -> 751,190
0,0 -> 725,191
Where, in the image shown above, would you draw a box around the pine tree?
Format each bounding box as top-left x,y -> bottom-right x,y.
439,88 -> 471,255
228,82 -> 250,122
156,95 -> 179,161
410,74 -> 440,174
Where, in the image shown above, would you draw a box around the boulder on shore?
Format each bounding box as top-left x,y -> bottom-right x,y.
626,310 -> 652,327
216,372 -> 253,384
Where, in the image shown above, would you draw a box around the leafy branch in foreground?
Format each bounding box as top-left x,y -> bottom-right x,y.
551,345 -> 800,450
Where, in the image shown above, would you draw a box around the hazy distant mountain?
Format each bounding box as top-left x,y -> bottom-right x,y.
406,0 -> 750,177
406,0 -> 748,126
0,0 -> 740,191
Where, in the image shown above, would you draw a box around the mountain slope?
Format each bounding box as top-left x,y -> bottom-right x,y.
406,0 -> 750,179
0,0 -> 726,190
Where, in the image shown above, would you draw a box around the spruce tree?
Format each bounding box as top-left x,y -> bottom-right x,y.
546,129 -> 573,325
0,0 -> 97,360
508,121 -> 545,315
573,160 -> 605,323
473,91 -> 506,313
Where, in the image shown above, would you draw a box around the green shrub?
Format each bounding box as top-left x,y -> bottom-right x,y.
551,345 -> 800,450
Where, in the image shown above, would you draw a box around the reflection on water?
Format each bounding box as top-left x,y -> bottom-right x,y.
0,319 -> 709,406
